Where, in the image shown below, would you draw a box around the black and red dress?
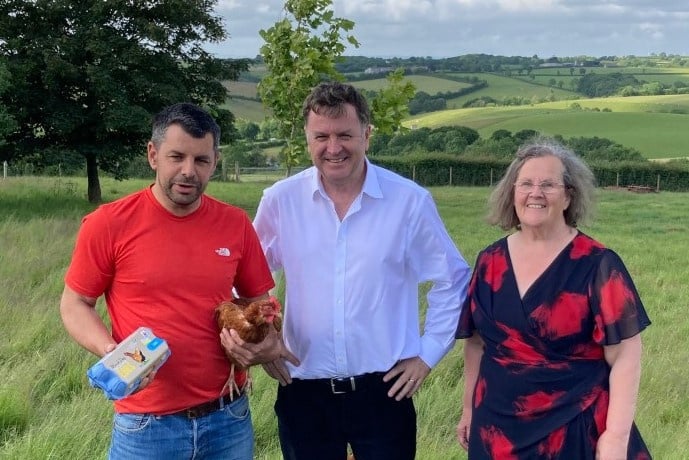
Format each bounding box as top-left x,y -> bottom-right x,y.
456,232 -> 652,459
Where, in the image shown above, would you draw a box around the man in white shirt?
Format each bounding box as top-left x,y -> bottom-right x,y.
222,81 -> 470,460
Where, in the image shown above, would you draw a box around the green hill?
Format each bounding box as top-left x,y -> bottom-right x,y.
223,65 -> 689,159
443,72 -> 579,108
409,94 -> 689,159
352,75 -> 473,93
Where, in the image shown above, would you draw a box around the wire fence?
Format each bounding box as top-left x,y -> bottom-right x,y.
3,159 -> 688,192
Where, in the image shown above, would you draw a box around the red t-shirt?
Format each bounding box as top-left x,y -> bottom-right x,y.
65,187 -> 274,414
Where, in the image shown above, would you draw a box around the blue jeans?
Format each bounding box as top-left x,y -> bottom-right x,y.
108,393 -> 253,460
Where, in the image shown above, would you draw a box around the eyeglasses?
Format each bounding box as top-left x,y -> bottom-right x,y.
514,180 -> 566,194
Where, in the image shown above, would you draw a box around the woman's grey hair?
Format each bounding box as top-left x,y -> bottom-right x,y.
487,137 -> 596,230
150,102 -> 220,152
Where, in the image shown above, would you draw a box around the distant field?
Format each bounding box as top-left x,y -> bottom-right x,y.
226,74 -> 476,121
540,94 -> 689,113
520,74 -> 578,87
411,94 -> 689,159
226,72 -> 581,121
224,80 -> 259,99
222,79 -> 266,122
442,73 -> 579,108
223,97 -> 267,123
525,66 -> 689,87
352,75 -> 472,93
224,66 -> 689,158
532,66 -> 689,76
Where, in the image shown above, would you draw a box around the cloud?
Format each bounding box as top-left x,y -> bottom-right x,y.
209,0 -> 689,58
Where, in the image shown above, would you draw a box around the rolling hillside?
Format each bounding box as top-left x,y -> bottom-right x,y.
443,72 -> 579,108
352,74 -> 473,93
410,94 -> 689,159
223,64 -> 689,159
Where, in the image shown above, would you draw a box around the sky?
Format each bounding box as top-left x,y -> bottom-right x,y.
208,0 -> 689,59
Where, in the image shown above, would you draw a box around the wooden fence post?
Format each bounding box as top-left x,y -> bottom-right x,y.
449,166 -> 453,186
656,174 -> 660,192
412,165 -> 416,182
220,156 -> 227,181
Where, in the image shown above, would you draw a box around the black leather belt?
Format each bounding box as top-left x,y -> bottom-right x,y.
172,388 -> 243,418
295,372 -> 386,394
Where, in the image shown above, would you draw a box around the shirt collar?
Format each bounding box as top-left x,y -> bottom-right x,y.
309,158 -> 383,201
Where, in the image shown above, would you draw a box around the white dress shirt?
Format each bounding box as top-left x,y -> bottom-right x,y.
253,160 -> 471,379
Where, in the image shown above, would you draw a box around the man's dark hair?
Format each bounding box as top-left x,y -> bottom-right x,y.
151,103 -> 221,151
303,82 -> 371,126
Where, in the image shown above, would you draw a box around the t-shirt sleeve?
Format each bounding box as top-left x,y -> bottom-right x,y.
64,208 -> 115,298
590,249 -> 651,345
233,213 -> 275,298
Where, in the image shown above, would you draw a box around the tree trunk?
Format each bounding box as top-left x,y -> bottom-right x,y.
86,153 -> 102,204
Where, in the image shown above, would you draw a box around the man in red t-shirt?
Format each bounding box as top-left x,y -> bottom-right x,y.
60,102 -> 298,460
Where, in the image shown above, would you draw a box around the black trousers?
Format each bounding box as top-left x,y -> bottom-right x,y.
275,372 -> 416,460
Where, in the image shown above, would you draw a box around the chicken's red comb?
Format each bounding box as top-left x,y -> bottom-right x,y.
269,295 -> 282,311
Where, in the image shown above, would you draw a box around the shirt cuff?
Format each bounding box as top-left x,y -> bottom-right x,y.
419,336 -> 452,369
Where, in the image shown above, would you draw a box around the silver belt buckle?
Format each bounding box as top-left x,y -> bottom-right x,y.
330,376 -> 356,394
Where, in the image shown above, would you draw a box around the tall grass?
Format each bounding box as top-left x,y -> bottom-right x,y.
1,176 -> 687,459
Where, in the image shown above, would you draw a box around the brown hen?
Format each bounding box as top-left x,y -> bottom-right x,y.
215,295 -> 282,399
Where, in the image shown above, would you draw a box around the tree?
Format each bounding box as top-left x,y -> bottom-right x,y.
369,68 -> 415,135
576,73 -> 639,97
236,120 -> 261,141
259,118 -> 281,140
258,0 -> 358,175
0,0 -> 248,202
490,129 -> 512,141
0,59 -> 16,147
514,129 -> 539,143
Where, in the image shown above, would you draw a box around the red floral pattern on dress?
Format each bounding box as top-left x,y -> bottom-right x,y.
514,390 -> 567,420
480,246 -> 508,292
570,235 -> 604,259
599,271 -> 636,325
531,292 -> 589,338
480,426 -> 518,460
496,322 -> 547,364
455,233 -> 651,459
538,425 -> 567,459
474,376 -> 487,408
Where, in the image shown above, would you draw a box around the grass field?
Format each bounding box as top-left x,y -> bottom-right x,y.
443,72 -> 579,107
352,75 -> 473,93
1,176 -> 688,459
410,94 -> 689,159
224,67 -> 689,160
516,65 -> 689,86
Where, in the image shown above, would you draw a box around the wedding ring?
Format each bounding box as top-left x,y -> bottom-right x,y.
408,378 -> 415,383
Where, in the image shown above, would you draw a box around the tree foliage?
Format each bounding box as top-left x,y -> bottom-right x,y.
369,125 -> 479,156
258,0 -> 358,175
560,136 -> 645,162
0,0 -> 248,202
0,59 -> 17,146
576,72 -> 639,97
369,68 -> 415,136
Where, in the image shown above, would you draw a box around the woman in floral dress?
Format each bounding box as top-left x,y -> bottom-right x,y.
456,139 -> 652,459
